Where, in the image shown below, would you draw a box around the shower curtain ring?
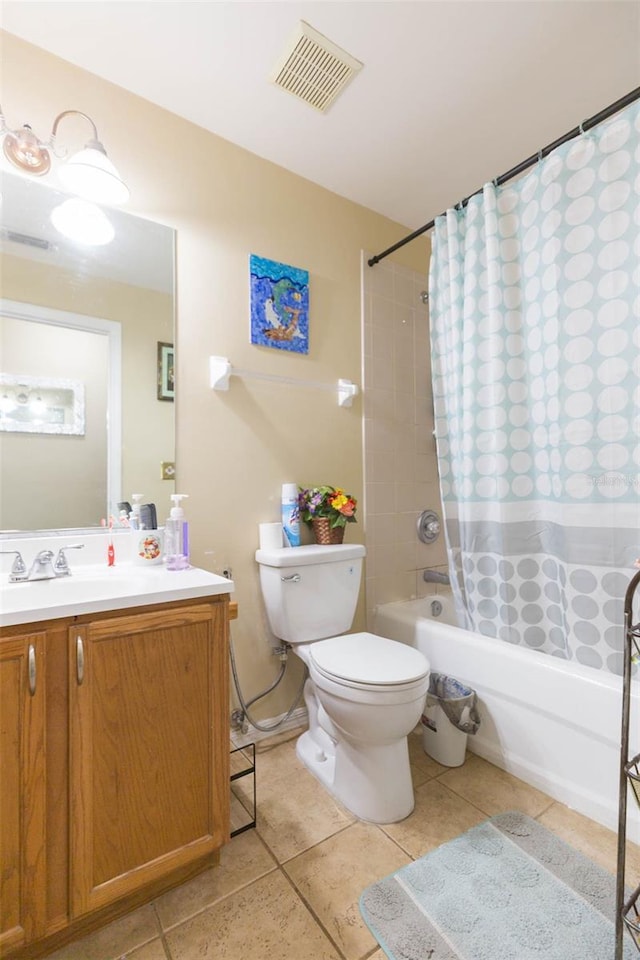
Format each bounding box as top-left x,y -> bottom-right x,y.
579,120 -> 586,135
537,148 -> 543,163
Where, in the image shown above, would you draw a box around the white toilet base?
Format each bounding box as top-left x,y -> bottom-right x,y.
296,728 -> 415,824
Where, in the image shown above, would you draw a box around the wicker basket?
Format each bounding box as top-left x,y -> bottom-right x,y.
312,518 -> 345,545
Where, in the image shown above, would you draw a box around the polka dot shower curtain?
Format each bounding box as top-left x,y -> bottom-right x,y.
429,100 -> 640,676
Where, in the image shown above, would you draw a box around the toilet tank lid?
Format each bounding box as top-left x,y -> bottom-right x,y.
256,543 -> 366,567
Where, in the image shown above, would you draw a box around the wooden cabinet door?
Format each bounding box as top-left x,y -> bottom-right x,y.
0,633 -> 46,954
69,602 -> 229,917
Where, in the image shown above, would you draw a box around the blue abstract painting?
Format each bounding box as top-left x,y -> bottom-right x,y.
250,254 -> 309,354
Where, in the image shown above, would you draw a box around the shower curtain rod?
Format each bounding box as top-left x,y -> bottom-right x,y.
367,85 -> 640,268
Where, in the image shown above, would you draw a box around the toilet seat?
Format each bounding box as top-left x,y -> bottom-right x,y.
309,631 -> 429,689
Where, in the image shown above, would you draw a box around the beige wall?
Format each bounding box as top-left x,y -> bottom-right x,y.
1,31 -> 427,721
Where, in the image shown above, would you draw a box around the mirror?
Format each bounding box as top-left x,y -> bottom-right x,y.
0,172 -> 175,532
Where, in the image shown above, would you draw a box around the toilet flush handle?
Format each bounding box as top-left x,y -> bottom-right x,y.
281,573 -> 301,583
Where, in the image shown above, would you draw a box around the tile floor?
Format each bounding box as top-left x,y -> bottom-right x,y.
47,727 -> 640,960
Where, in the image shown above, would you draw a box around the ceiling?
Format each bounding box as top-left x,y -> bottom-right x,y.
2,1 -> 639,235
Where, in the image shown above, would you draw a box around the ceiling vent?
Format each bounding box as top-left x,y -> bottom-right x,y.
271,21 -> 363,113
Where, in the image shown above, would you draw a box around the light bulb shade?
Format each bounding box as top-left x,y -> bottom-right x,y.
57,143 -> 129,205
51,198 -> 115,246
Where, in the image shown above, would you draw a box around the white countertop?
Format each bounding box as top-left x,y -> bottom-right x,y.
0,563 -> 234,628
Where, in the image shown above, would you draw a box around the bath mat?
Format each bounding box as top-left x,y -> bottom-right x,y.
360,811 -> 635,960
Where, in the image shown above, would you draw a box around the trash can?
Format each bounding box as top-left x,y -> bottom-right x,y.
421,673 -> 481,767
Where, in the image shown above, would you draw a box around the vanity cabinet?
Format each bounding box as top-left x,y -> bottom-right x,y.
0,595 -> 231,959
70,603 -> 228,916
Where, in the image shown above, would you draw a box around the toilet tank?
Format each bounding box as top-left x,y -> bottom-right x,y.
255,543 -> 365,643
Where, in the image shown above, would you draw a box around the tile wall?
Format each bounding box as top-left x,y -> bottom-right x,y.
361,254 -> 450,626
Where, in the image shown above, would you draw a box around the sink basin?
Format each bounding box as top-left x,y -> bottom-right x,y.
0,563 -> 234,627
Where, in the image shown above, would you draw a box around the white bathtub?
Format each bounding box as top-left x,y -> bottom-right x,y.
375,595 -> 640,841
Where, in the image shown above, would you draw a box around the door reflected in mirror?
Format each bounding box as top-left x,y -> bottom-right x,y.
0,173 -> 176,533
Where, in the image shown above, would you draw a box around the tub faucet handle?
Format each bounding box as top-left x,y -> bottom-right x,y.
417,509 -> 441,544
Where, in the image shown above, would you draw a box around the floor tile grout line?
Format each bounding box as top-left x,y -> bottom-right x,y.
151,900 -> 173,956
155,860 -> 281,936
115,930 -> 158,960
254,824 -> 285,866
273,819 -> 361,868
429,756 -> 555,820
422,774 -> 498,821
535,796 -> 558,819
153,817 -> 327,938
278,862 -> 351,960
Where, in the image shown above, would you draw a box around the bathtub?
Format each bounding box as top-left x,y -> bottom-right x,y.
375,595 -> 640,842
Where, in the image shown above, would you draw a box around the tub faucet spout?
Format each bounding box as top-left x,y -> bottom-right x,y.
423,569 -> 450,585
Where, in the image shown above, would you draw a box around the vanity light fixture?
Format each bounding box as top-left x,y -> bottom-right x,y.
0,107 -> 129,205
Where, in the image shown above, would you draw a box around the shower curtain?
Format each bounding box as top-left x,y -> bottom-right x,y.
429,100 -> 640,675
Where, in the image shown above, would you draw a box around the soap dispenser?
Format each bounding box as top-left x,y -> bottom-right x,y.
165,494 -> 190,570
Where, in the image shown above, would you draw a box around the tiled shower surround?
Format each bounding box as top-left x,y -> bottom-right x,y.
361,253 -> 449,625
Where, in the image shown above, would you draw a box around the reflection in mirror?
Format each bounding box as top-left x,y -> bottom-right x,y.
0,371 -> 86,435
0,173 -> 176,533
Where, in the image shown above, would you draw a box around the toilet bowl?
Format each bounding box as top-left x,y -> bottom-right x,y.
296,632 -> 429,822
255,543 -> 430,823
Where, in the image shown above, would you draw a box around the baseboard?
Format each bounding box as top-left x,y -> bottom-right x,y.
230,706 -> 308,748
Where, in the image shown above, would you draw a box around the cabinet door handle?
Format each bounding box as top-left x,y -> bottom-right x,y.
28,643 -> 36,696
76,636 -> 84,685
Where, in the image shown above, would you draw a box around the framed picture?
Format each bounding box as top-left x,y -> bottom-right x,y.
250,254 -> 309,354
157,342 -> 174,401
0,373 -> 85,435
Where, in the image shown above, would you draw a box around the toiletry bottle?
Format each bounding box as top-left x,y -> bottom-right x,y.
139,503 -> 157,531
130,493 -> 144,530
281,483 -> 300,547
165,494 -> 190,570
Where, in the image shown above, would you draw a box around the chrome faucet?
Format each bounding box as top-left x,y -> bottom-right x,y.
27,550 -> 57,581
1,543 -> 85,583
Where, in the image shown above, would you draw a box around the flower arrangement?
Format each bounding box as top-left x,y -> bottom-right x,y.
298,485 -> 358,529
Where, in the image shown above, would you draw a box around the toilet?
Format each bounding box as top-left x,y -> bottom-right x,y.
255,543 -> 430,823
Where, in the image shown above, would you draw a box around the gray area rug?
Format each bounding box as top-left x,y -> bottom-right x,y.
360,811 -> 635,960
